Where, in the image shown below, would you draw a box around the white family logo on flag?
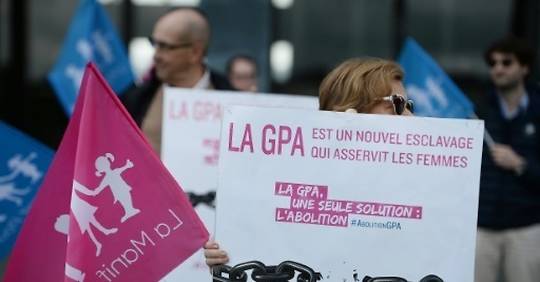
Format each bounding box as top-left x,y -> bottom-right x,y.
54,214 -> 85,282
0,153 -> 43,220
0,122 -> 52,261
65,31 -> 114,92
56,153 -> 141,281
68,153 -> 140,257
398,37 -> 475,119
406,76 -> 448,116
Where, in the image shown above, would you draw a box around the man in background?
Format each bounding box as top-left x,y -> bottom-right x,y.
475,36 -> 540,282
122,7 -> 233,153
226,54 -> 258,92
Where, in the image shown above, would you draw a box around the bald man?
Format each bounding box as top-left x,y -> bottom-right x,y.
122,7 -> 233,153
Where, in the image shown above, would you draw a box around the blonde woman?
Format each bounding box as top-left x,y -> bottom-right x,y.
205,57 -> 414,266
318,57 -> 413,115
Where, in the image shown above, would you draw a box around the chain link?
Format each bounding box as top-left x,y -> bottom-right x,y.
212,261 -> 443,282
362,274 -> 444,282
187,191 -> 215,208
212,260 -> 322,282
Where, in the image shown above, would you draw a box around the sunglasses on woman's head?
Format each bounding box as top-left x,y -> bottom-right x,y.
381,94 -> 414,115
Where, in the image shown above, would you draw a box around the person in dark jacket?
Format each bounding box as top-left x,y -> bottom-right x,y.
122,7 -> 233,153
475,36 -> 540,282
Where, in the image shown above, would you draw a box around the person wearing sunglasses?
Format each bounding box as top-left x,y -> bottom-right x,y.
475,37 -> 540,282
204,57 -> 413,268
318,57 -> 413,116
121,7 -> 234,154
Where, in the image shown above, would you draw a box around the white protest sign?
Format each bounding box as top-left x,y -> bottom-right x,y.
160,88 -> 317,281
162,88 -> 318,194
215,106 -> 484,281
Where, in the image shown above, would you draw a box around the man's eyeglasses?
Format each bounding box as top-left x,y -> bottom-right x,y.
379,94 -> 414,115
487,58 -> 514,68
148,37 -> 192,51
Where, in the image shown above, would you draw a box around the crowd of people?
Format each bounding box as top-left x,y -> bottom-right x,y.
120,7 -> 539,282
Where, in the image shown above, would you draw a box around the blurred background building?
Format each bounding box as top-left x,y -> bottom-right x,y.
0,0 -> 539,147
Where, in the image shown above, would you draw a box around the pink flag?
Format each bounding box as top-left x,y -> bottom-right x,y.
4,63 -> 209,282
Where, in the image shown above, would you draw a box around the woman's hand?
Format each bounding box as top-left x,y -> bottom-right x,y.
204,240 -> 230,267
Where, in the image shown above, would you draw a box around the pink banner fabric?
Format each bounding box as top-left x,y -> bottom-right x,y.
4,63 -> 209,282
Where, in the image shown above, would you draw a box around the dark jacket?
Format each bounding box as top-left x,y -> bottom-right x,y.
477,86 -> 540,230
121,68 -> 234,126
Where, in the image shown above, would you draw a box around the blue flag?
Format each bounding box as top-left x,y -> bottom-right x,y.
398,37 -> 474,118
48,0 -> 134,115
0,122 -> 54,260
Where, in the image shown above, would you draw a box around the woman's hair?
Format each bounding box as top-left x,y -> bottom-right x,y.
319,57 -> 404,112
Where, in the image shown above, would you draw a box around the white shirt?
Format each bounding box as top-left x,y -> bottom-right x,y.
497,92 -> 529,120
192,69 -> 211,89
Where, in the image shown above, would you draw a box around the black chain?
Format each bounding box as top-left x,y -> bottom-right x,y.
362,274 -> 444,282
212,261 -> 322,282
212,264 -> 246,282
187,191 -> 216,208
212,261 -> 443,282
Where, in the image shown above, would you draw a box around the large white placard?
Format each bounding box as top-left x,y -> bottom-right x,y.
216,106 -> 484,281
160,88 -> 317,281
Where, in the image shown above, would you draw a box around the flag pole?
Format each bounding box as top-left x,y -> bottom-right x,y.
471,113 -> 495,149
